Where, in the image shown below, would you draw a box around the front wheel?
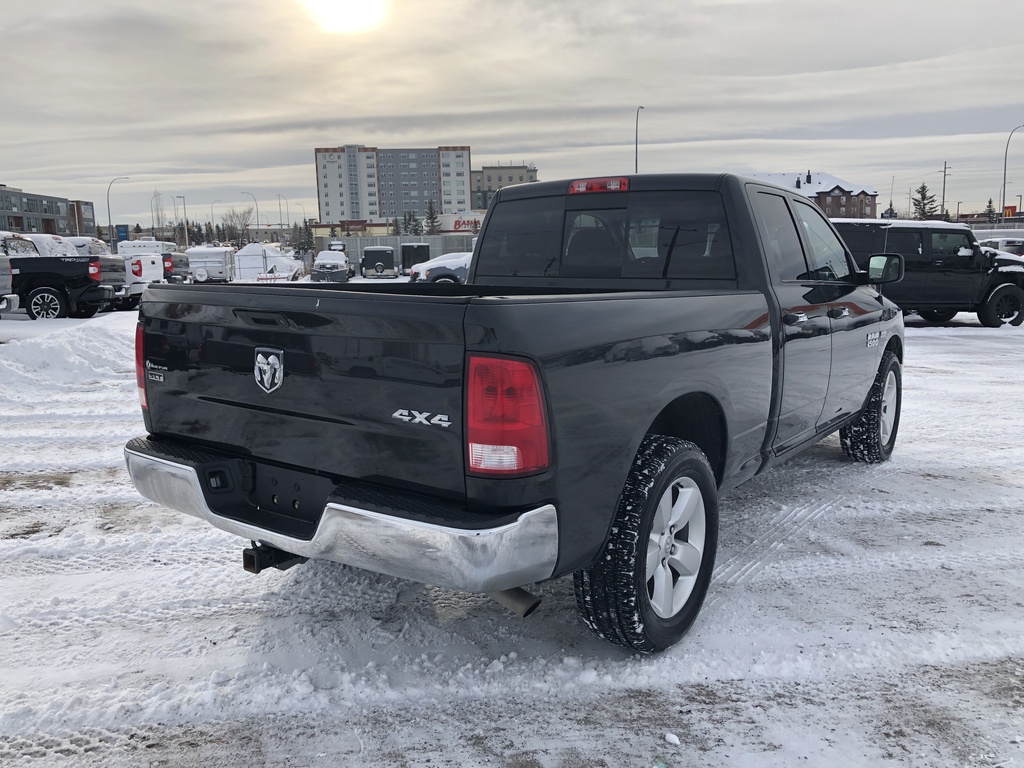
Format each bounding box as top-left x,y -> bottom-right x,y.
840,350 -> 901,463
433,276 -> 458,283
26,286 -> 69,320
977,283 -> 1024,327
574,436 -> 719,654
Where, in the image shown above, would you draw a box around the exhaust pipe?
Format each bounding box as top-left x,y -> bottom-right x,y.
243,542 -> 307,574
487,587 -> 542,617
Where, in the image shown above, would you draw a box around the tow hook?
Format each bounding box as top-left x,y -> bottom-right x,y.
242,541 -> 308,574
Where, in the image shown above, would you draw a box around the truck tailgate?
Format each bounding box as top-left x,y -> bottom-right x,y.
140,284 -> 470,498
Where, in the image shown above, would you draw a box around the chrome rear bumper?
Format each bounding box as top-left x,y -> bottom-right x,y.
123,445 -> 559,593
0,293 -> 19,313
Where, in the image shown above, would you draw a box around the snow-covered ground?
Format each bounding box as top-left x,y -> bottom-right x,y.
0,308 -> 1022,767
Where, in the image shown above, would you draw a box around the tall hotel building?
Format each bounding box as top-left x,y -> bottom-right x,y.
314,145 -> 471,224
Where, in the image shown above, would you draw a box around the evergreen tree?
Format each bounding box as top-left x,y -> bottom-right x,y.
912,183 -> 938,220
301,219 -> 314,254
471,219 -> 481,234
329,224 -> 338,238
985,198 -> 998,223
391,217 -> 401,235
401,212 -> 412,235
424,199 -> 442,235
133,223 -> 143,235
215,224 -> 225,243
205,223 -> 214,243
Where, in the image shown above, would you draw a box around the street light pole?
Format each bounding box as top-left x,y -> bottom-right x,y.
956,201 -> 962,221
176,195 -> 189,248
106,176 -> 129,252
634,106 -> 644,175
242,192 -> 260,242
210,200 -> 220,242
277,194 -> 290,242
1002,124 -> 1024,224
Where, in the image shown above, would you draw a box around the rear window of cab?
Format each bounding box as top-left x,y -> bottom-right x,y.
475,191 -> 736,280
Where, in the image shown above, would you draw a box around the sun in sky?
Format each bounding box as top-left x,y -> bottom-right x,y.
298,0 -> 389,34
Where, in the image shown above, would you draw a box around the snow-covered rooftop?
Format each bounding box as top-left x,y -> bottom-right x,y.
748,171 -> 877,197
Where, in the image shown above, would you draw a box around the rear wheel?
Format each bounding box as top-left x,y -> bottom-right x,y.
68,304 -> 100,319
26,286 -> 69,320
977,284 -> 1024,327
433,276 -> 458,283
918,309 -> 958,323
574,436 -> 718,653
840,350 -> 901,463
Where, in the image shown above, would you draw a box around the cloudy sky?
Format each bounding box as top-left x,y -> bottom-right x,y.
4,0 -> 1023,230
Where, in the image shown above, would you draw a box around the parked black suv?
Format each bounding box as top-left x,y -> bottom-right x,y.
832,219 -> 1024,326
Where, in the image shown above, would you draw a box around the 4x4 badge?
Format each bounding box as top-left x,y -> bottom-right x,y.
254,348 -> 284,393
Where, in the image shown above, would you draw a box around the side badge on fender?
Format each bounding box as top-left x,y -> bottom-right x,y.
255,348 -> 285,393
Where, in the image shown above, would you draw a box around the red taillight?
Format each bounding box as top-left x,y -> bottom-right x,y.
135,322 -> 148,411
163,256 -> 173,276
88,259 -> 101,282
132,259 -> 143,277
567,177 -> 630,195
467,355 -> 549,475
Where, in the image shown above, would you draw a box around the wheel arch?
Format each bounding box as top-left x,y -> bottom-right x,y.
645,391 -> 727,486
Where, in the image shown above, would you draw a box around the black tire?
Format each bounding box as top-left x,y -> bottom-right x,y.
840,350 -> 901,463
977,283 -> 1024,328
433,276 -> 458,283
574,436 -> 719,654
68,305 -> 100,319
918,309 -> 958,323
25,286 -> 69,320
114,296 -> 141,311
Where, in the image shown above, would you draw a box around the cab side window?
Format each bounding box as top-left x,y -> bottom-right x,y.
750,191 -> 807,282
931,231 -> 972,259
792,201 -> 852,281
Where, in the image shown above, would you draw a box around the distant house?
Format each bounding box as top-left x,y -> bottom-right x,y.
748,171 -> 878,219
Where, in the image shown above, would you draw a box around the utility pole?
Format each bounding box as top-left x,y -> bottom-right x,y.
940,162 -> 951,217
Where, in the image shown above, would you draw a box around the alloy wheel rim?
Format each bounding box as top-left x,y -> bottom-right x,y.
879,369 -> 898,444
645,476 -> 705,619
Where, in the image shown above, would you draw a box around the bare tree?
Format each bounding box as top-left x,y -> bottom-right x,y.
221,206 -> 254,243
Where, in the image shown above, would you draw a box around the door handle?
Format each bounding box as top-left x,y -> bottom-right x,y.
828,306 -> 850,319
931,260 -> 944,267
783,312 -> 808,325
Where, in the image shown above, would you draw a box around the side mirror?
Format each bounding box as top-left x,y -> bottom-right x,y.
865,253 -> 904,284
958,246 -> 974,258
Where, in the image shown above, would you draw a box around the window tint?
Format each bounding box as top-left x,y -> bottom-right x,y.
835,226 -> 875,259
475,197 -> 563,277
884,230 -> 922,258
792,201 -> 851,280
475,191 -> 736,280
750,192 -> 807,281
931,231 -> 972,258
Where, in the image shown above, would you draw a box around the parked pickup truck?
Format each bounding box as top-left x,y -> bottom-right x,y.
1,231 -> 127,319
0,248 -> 19,315
832,218 -> 1024,326
124,174 -> 905,653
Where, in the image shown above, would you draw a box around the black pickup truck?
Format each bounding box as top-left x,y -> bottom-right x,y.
0,231 -> 127,319
124,174 -> 905,653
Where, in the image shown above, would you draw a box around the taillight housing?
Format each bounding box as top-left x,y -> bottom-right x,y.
162,255 -> 173,277
88,259 -> 101,282
131,259 -> 143,277
467,355 -> 549,475
567,177 -> 630,195
135,322 -> 148,411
